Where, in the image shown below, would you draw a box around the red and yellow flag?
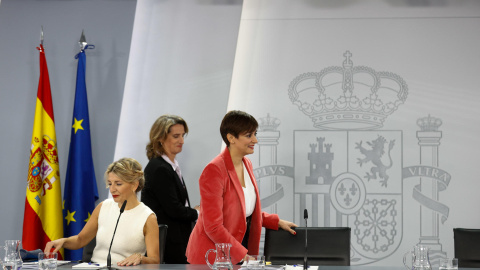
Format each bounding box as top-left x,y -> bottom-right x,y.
22,44 -> 64,259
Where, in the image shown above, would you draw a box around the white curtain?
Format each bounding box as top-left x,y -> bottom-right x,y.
113,0 -> 243,201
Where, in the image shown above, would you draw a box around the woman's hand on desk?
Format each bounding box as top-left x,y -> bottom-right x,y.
44,238 -> 66,254
278,219 -> 298,235
117,253 -> 142,266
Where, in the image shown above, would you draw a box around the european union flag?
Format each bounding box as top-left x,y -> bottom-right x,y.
63,48 -> 99,260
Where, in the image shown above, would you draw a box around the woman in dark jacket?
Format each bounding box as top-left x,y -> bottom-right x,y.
142,115 -> 199,264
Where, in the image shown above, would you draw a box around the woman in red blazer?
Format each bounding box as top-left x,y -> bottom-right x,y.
186,110 -> 297,264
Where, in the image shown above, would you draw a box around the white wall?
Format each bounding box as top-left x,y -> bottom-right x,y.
227,0 -> 480,266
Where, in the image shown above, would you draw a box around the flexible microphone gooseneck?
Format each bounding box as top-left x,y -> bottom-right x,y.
304,209 -> 308,270
107,200 -> 127,270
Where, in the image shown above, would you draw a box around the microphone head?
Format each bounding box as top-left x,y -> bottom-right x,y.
304,209 -> 308,219
120,200 -> 127,213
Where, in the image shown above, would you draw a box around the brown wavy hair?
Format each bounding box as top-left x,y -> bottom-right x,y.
146,115 -> 189,160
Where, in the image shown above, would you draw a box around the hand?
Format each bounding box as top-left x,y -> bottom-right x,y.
243,254 -> 253,263
117,253 -> 143,266
194,205 -> 200,211
278,219 -> 298,235
44,238 -> 66,255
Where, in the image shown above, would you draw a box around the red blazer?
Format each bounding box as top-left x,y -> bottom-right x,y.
186,147 -> 279,264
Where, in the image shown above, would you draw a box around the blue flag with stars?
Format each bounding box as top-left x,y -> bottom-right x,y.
63,49 -> 99,260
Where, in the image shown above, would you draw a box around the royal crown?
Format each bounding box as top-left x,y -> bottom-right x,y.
417,115 -> 442,131
288,51 -> 408,130
258,113 -> 281,131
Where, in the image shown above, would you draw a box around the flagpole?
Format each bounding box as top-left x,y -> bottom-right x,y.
41,26 -> 44,46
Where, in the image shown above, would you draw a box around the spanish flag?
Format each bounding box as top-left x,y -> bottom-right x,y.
22,44 -> 64,259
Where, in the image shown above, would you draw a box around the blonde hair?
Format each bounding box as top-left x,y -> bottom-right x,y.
104,157 -> 144,192
146,115 -> 188,160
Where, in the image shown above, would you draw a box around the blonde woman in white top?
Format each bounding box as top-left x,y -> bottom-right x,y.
44,158 -> 160,266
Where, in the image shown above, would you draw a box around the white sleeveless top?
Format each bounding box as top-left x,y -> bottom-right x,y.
91,199 -> 154,264
242,164 -> 256,217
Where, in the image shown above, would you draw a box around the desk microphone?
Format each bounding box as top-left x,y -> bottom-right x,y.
304,209 -> 308,270
107,200 -> 127,270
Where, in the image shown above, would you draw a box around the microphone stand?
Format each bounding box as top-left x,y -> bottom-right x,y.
304,209 -> 308,270
106,200 -> 127,270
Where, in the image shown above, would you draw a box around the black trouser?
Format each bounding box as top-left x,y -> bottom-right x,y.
241,216 -> 252,249
238,216 -> 252,265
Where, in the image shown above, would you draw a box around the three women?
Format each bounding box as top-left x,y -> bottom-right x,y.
45,111 -> 295,266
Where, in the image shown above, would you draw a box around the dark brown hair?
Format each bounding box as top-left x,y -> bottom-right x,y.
220,110 -> 258,147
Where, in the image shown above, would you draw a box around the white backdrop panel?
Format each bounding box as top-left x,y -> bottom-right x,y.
114,0 -> 243,203
227,0 -> 480,266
